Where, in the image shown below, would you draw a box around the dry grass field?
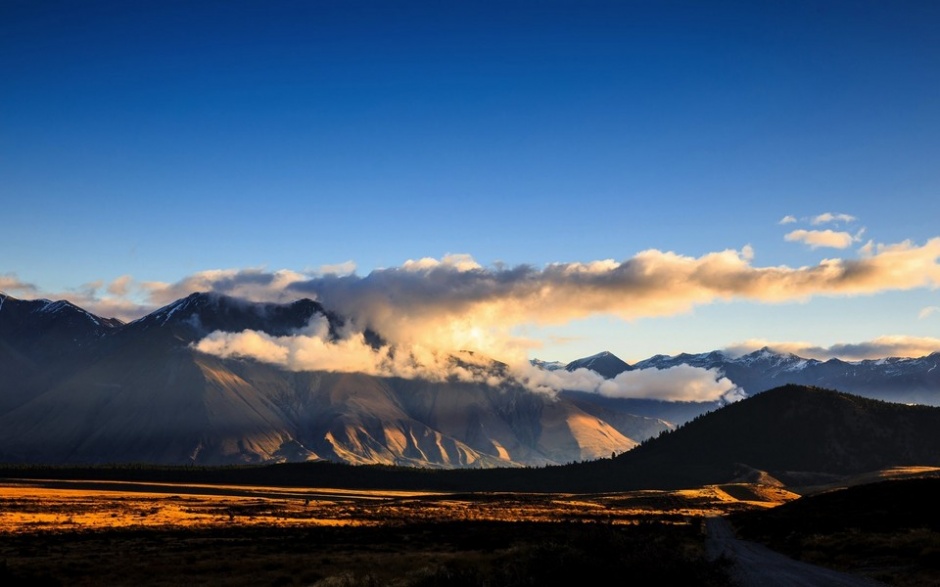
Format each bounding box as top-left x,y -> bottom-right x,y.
0,478 -> 795,586
0,478 -> 798,531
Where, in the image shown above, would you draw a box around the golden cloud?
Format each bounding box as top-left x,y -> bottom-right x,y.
784,229 -> 855,249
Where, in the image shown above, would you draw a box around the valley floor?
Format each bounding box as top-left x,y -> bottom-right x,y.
0,478 -> 797,532
0,479 -> 793,586
3,478 -> 931,586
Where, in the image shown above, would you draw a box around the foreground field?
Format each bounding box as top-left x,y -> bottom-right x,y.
0,479 -> 795,586
0,478 -> 797,532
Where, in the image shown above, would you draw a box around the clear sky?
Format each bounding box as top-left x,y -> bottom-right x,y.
2,0 -> 940,364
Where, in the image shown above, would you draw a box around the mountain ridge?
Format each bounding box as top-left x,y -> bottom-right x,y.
543,346 -> 940,408
0,291 -> 669,468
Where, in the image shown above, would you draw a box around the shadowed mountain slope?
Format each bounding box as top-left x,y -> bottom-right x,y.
596,385 -> 940,489
733,476 -> 940,536
12,385 -> 937,495
406,385 -> 940,492
0,293 -> 123,413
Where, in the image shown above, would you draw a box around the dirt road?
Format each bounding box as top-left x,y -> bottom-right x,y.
705,517 -> 886,587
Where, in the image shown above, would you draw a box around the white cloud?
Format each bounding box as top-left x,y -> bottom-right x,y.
784,229 -> 856,249
919,306 -> 940,320
779,215 -> 797,224
811,212 -> 857,225
194,316 -> 740,401
517,361 -> 742,402
195,316 -> 427,378
317,261 -> 357,276
600,365 -> 739,402
196,316 -> 525,389
402,253 -> 482,272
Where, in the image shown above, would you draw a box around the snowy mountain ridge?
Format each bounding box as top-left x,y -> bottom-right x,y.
535,346 -> 940,406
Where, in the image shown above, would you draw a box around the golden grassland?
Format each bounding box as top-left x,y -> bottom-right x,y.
6,474 -> 936,586
0,478 -> 798,533
0,478 -> 785,586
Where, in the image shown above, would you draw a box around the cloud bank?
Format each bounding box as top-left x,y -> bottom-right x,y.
5,233 -> 940,397
194,315 -> 507,387
9,237 -> 940,328
267,240 -> 940,356
186,232 -> 937,397
515,362 -> 742,402
193,315 -> 741,401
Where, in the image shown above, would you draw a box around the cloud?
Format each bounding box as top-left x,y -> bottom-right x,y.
194,316 -> 741,401
784,229 -> 856,249
0,273 -> 149,322
194,316 -> 428,378
779,215 -> 797,225
142,268 -> 312,307
192,236 -> 940,396
811,212 -> 856,225
402,253 -> 482,272
0,274 -> 39,297
515,362 -> 741,402
280,240 -> 940,356
9,234 -> 940,369
725,336 -> 940,361
106,275 -> 134,297
49,236 -> 938,359
12,236 -> 940,395
317,261 -> 357,276
919,306 -> 940,320
196,316 -> 517,388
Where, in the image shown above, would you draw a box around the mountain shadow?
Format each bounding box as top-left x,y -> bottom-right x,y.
588,384 -> 940,490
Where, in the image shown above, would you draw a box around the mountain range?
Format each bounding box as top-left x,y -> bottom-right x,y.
487,384 -> 940,492
553,346 -> 940,426
0,292 -> 669,467
553,346 -> 940,406
6,384 -> 938,495
1,291 -> 938,469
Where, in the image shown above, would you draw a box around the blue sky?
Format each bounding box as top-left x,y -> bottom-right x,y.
2,1 -> 940,363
